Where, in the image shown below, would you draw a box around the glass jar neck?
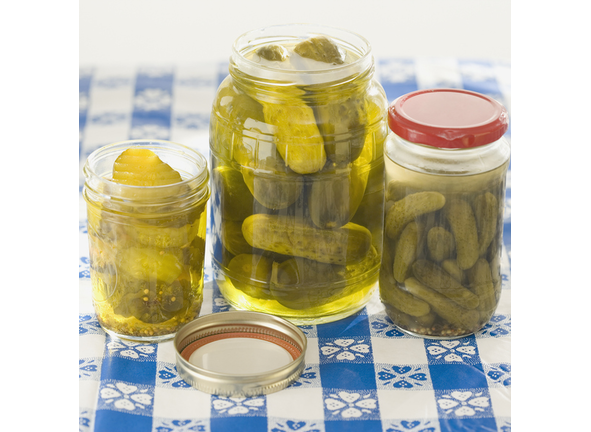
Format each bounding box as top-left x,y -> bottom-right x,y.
388,134 -> 511,176
229,24 -> 374,88
83,140 -> 210,213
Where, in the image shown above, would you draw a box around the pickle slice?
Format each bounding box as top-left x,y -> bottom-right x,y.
294,36 -> 345,64
112,147 -> 182,186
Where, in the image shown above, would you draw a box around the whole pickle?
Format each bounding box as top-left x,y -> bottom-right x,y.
427,226 -> 456,262
393,221 -> 421,283
444,199 -> 479,270
270,257 -> 346,309
404,277 -> 480,330
473,192 -> 499,256
212,166 -> 254,221
412,259 -> 480,310
308,163 -> 369,229
261,86 -> 326,174
256,44 -> 289,61
385,191 -> 446,240
227,254 -> 273,299
466,258 -> 497,313
384,303 -> 436,330
294,35 -> 345,64
379,270 -> 431,317
210,77 -> 266,161
441,259 -> 465,284
242,214 -> 372,265
221,219 -> 256,256
241,156 -> 303,210
315,94 -> 368,165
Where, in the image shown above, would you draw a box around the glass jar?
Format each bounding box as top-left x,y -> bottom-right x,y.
83,140 -> 210,342
209,24 -> 388,324
380,89 -> 510,339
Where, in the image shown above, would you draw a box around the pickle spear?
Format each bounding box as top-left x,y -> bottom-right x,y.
261,86 -> 326,174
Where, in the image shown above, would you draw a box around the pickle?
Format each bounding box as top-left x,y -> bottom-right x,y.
427,226 -> 455,262
385,180 -> 411,203
221,219 -> 256,256
255,44 -> 289,61
384,304 -> 436,330
466,258 -> 497,313
308,163 -> 369,229
385,191 -> 446,240
227,254 -> 273,299
270,257 -> 347,309
441,259 -> 465,284
404,277 -> 480,330
241,157 -> 304,210
379,270 -> 431,317
412,260 -> 479,310
242,214 -> 371,265
129,224 -> 191,249
262,87 -> 326,174
210,77 -> 266,164
393,221 -> 420,283
213,166 -> 254,221
118,247 -> 183,285
346,245 -> 379,280
112,147 -> 182,186
473,192 -> 499,256
315,94 -> 368,165
443,199 -> 479,270
294,35 -> 345,64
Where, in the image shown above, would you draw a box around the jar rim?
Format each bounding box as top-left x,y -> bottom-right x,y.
83,139 -> 210,202
230,23 -> 373,84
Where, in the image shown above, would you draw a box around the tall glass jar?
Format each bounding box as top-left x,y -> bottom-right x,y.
380,89 -> 510,339
83,140 -> 210,342
209,24 -> 388,324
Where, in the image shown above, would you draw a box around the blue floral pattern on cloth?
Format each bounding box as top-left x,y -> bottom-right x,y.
97,380 -> 155,415
319,337 -> 372,363
477,314 -> 511,338
156,363 -> 192,389
369,314 -> 407,338
376,364 -> 431,389
425,339 -> 479,365
323,390 -> 379,420
152,418 -> 208,432
435,389 -> 493,419
211,396 -> 266,417
269,419 -> 323,432
384,419 -> 440,432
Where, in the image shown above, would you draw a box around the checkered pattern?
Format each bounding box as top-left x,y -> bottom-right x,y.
79,59 -> 511,432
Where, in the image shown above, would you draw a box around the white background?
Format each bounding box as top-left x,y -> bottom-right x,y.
79,0 -> 510,66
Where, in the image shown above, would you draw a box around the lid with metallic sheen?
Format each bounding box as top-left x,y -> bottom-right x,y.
388,88 -> 509,148
174,311 -> 307,397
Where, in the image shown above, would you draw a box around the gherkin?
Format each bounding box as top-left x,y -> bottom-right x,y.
294,35 -> 345,64
256,44 -> 289,61
261,86 -> 326,175
270,257 -> 346,309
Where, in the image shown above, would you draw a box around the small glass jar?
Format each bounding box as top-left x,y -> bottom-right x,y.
83,140 -> 210,342
209,24 -> 388,324
380,89 -> 510,339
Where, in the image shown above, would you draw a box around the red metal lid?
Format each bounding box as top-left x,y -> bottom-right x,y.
388,89 -> 509,149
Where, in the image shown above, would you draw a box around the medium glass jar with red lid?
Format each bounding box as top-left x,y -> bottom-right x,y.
380,89 -> 510,339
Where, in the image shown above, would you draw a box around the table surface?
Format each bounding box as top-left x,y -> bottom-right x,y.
78,57 -> 511,432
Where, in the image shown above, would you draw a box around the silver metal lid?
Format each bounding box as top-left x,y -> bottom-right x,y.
174,311 -> 307,397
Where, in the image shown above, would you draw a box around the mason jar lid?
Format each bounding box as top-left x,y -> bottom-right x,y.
174,311 -> 307,397
388,89 -> 509,149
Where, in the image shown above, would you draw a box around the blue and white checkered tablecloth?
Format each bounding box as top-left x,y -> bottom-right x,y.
79,58 -> 511,432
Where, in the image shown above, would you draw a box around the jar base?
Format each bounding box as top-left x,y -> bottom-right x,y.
102,326 -> 176,343
393,325 -> 475,340
215,264 -> 378,325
